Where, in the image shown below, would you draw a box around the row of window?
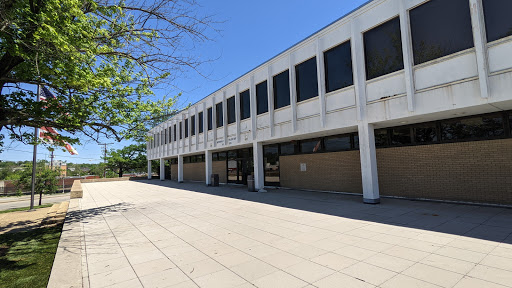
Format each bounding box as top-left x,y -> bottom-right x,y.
375,111 -> 512,148
151,0 -> 511,149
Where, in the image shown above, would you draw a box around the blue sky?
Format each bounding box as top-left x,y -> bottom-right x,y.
1,0 -> 368,164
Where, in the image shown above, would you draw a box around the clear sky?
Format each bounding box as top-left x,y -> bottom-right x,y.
1,0 -> 368,164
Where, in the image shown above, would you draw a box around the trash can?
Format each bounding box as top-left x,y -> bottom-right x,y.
247,175 -> 256,192
210,174 -> 219,187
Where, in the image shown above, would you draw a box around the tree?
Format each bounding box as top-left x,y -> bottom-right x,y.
0,0 -> 218,149
13,163 -> 60,204
105,143 -> 146,177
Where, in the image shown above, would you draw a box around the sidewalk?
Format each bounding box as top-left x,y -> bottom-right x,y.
50,180 -> 512,288
0,193 -> 70,211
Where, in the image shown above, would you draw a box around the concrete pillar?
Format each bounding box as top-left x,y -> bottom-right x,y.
399,0 -> 416,111
147,160 -> 152,180
358,122 -> 380,204
316,38 -> 327,127
177,155 -> 184,183
253,142 -> 265,191
205,150 -> 213,185
288,53 -> 297,132
159,159 -> 165,180
469,0 -> 490,99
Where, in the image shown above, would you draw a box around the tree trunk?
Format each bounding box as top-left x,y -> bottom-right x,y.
118,167 -> 123,178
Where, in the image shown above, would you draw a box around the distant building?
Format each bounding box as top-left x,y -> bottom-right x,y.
47,160 -> 67,177
147,0 -> 512,205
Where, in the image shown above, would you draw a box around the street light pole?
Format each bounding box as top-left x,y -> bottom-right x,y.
99,143 -> 113,178
30,85 -> 41,210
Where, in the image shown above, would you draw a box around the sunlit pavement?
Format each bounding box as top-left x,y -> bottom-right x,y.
60,180 -> 512,288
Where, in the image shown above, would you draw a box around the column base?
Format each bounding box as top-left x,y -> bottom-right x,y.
178,181 -> 184,183
363,198 -> 380,204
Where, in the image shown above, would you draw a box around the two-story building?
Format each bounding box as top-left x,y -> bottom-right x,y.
147,0 -> 512,205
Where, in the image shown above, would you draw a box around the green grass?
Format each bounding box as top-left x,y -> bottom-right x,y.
0,204 -> 53,214
0,224 -> 63,288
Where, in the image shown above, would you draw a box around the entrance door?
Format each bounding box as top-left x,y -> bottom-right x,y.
226,148 -> 253,185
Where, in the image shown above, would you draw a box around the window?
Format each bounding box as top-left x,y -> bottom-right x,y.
324,135 -> 351,152
227,96 -> 236,124
240,89 -> 251,120
161,131 -> 164,145
216,102 -> 223,128
184,156 -> 190,164
413,123 -> 438,144
300,138 -> 322,153
191,115 -> 196,136
483,0 -> 512,42
184,118 -> 189,138
441,114 -> 504,141
374,129 -> 389,147
295,57 -> 318,102
364,17 -> 404,80
324,41 -> 353,93
217,152 -> 227,161
164,129 -> 168,144
390,127 -> 412,145
198,112 -> 204,133
179,123 -> 183,139
256,81 -> 268,115
173,124 -> 177,141
168,127 -> 172,142
273,70 -> 290,109
207,107 -> 213,130
410,0 -> 473,65
279,142 -> 297,155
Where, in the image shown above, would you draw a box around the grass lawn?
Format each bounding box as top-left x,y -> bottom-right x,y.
0,224 -> 63,288
0,204 -> 53,214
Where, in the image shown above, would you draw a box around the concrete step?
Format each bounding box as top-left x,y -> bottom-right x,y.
41,201 -> 69,227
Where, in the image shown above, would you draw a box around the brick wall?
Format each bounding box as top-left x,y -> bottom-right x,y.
213,161 -> 227,183
170,164 -> 178,181
184,163 -> 205,182
280,151 -> 363,194
376,138 -> 512,205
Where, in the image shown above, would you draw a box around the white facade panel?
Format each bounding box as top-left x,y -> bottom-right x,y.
274,108 -> 292,124
366,72 -> 406,102
414,51 -> 478,91
325,88 -> 356,112
297,98 -> 320,119
488,39 -> 512,73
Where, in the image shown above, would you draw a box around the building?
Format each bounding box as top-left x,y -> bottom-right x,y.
147,0 -> 512,205
46,160 -> 67,177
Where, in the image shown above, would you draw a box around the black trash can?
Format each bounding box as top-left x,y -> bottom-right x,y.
210,174 -> 219,187
247,175 -> 256,192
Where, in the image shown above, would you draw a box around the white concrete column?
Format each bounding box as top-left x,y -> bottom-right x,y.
178,155 -> 184,183
181,114 -> 185,154
147,160 -> 152,180
316,38 -> 327,127
351,19 -> 367,122
187,111 -> 192,152
399,0 -> 416,112
195,106 -> 199,150
203,102 -> 207,149
288,53 -> 297,132
358,122 -> 380,204
253,141 -> 264,191
223,91 -> 228,146
469,0 -> 490,99
235,84 -> 241,143
267,66 -> 275,137
205,150 -> 213,185
160,158 -> 165,181
250,76 -> 257,140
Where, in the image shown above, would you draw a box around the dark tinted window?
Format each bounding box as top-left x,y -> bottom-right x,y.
414,123 -> 438,143
179,123 -> 183,139
184,119 -> 189,138
207,107 -> 213,130
168,127 -> 172,142
391,127 -> 412,145
256,81 -> 268,115
198,112 -> 204,133
324,135 -> 351,151
216,102 -> 223,128
280,142 -> 297,155
184,157 -> 190,163
240,90 -> 251,120
191,115 -> 196,136
295,57 -> 318,102
441,114 -> 504,141
364,17 -> 404,80
173,124 -> 177,141
300,139 -> 322,153
263,145 -> 279,185
410,0 -> 473,65
483,0 -> 512,42
324,41 -> 353,92
374,129 -> 389,147
273,70 -> 290,109
164,129 -> 168,144
227,97 -> 236,124
353,134 -> 359,149
217,152 -> 227,161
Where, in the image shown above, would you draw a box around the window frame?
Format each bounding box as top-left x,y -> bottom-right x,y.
295,56 -> 319,103
240,89 -> 251,120
273,70 -> 291,110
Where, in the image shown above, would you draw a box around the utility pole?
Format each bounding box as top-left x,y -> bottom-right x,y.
50,150 -> 55,170
30,85 -> 41,210
98,143 -> 113,178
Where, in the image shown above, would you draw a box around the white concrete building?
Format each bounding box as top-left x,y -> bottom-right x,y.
147,0 -> 512,205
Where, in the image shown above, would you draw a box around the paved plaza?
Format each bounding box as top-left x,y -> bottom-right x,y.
54,181 -> 512,288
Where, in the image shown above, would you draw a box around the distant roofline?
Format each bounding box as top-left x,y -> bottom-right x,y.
154,0 -> 374,130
